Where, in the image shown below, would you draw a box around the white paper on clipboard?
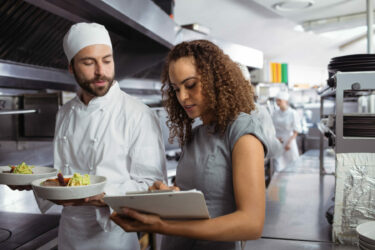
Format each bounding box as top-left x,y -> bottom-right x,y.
103,190 -> 210,219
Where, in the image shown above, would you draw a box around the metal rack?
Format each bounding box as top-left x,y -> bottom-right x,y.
319,71 -> 375,174
319,90 -> 335,174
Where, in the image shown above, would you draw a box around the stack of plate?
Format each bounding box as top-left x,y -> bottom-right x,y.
328,54 -> 375,77
356,221 -> 375,250
343,115 -> 375,137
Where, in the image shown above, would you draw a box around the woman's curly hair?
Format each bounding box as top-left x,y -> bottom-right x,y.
161,39 -> 256,146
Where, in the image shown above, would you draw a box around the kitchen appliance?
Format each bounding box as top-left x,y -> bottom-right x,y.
320,54 -> 375,245
320,54 -> 375,159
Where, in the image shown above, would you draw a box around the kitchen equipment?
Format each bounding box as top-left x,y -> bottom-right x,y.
322,55 -> 375,245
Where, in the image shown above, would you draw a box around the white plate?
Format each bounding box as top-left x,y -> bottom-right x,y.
357,221 -> 375,245
0,166 -> 58,185
31,175 -> 107,200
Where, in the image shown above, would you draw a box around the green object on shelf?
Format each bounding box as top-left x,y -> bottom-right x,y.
281,63 -> 288,84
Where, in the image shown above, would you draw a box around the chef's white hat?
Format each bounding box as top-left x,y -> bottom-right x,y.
276,91 -> 289,101
63,22 -> 112,63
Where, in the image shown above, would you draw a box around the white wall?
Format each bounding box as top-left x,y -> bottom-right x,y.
287,64 -> 328,87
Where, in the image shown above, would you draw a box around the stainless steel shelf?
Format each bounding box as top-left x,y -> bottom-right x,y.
317,122 -> 336,138
321,89 -> 336,98
343,113 -> 375,116
319,71 -> 375,173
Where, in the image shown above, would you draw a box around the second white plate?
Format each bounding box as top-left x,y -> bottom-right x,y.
0,166 -> 58,185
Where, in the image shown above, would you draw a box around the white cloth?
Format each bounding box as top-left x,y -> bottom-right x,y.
272,107 -> 301,171
36,81 -> 167,250
63,22 -> 112,62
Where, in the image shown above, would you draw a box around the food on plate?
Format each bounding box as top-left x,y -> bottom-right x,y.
42,173 -> 91,187
67,173 -> 90,186
3,162 -> 34,174
42,173 -> 69,186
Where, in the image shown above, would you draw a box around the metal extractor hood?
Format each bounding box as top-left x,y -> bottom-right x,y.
0,0 -> 263,92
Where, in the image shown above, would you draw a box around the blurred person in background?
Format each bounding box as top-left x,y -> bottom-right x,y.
238,63 -> 282,160
272,91 -> 301,171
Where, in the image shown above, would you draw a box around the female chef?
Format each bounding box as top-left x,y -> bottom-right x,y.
272,91 -> 301,171
110,39 -> 268,250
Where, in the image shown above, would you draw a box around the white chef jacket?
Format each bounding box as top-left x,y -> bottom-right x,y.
272,107 -> 301,171
36,81 -> 167,250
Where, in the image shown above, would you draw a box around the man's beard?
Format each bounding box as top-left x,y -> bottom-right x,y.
72,67 -> 114,97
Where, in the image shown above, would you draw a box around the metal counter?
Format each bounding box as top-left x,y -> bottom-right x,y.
244,150 -> 356,250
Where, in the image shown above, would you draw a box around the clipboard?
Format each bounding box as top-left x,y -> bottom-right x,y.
103,190 -> 210,219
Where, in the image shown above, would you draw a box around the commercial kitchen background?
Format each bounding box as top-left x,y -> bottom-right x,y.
0,0 -> 374,249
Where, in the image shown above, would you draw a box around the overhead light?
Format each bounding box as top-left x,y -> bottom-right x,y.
273,0 -> 315,11
294,24 -> 305,32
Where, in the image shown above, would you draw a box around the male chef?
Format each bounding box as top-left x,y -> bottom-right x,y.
36,22 -> 167,250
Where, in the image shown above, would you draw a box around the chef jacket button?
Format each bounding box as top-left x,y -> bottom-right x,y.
92,138 -> 97,142
64,163 -> 69,168
63,136 -> 67,141
100,108 -> 104,112
71,106 -> 75,110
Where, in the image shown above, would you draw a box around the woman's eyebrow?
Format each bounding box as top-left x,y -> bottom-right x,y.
181,76 -> 198,84
170,76 -> 198,85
